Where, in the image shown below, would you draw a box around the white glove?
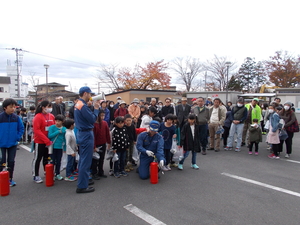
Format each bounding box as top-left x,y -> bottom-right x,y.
159,160 -> 164,168
146,150 -> 154,157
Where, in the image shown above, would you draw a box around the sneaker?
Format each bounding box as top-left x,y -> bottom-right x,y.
64,176 -> 77,182
72,171 -> 79,177
248,151 -> 252,155
268,153 -> 276,159
178,164 -> 183,170
9,179 -> 16,187
191,164 -> 199,170
109,169 -> 114,176
114,172 -> 121,178
166,165 -> 171,171
235,148 -> 240,152
33,176 -> 43,183
92,174 -> 100,180
241,142 -> 245,146
224,147 -> 232,151
120,171 -> 128,176
285,154 -> 290,158
207,147 -> 214,151
170,163 -> 178,167
275,156 -> 280,159
255,152 -> 259,156
162,166 -> 169,171
55,174 -> 64,181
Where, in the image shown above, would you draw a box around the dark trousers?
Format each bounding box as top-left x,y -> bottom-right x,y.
114,151 -> 126,173
279,131 -> 294,154
222,126 -> 230,147
66,155 -> 76,177
0,145 -> 17,179
32,143 -> 49,177
272,143 -> 280,156
50,148 -> 63,175
91,144 -> 106,176
249,142 -> 259,152
199,124 -> 208,151
164,148 -> 171,165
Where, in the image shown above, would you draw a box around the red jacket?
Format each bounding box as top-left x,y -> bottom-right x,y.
114,107 -> 128,118
33,113 -> 55,145
93,121 -> 111,148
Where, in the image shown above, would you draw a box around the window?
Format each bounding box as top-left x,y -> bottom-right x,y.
15,84 -> 18,86
15,89 -> 18,91
0,87 -> 4,92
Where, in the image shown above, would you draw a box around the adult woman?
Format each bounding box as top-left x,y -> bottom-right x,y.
267,105 -> 281,159
32,100 -> 55,183
108,101 -> 115,129
279,102 -> 296,158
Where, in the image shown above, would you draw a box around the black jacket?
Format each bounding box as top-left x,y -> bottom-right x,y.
180,123 -> 201,152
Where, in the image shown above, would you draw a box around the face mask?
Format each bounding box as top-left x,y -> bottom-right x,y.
46,108 -> 52,113
284,106 -> 290,110
268,109 -> 274,113
117,100 -> 121,103
134,103 -> 137,106
237,103 -> 243,107
110,104 -> 114,108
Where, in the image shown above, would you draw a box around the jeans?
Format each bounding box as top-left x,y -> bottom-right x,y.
66,155 -> 76,177
227,123 -> 244,149
50,149 -> 63,175
114,151 -> 126,173
0,145 -> 17,179
179,151 -> 197,165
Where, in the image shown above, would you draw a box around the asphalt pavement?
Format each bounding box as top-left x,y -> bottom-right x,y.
1,133 -> 300,225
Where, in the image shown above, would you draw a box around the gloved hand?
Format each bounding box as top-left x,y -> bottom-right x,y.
159,160 -> 164,168
146,150 -> 154,157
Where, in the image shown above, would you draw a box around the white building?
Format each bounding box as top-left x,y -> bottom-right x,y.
0,76 -> 11,102
6,65 -> 28,98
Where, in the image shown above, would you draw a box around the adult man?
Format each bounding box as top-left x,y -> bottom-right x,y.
113,96 -> 122,110
52,97 -> 64,117
225,98 -> 248,152
128,98 -> 141,124
242,98 -> 261,146
274,97 -> 283,107
161,98 -> 174,118
150,98 -> 157,108
136,120 -> 165,179
205,97 -> 213,106
58,96 -> 66,115
68,96 -> 79,119
192,97 -> 209,155
74,86 -> 99,193
208,98 -> 226,152
176,97 -> 191,129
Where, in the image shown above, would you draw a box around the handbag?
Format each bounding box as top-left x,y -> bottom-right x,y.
48,135 -> 59,154
279,130 -> 288,140
286,119 -> 299,133
216,125 -> 224,134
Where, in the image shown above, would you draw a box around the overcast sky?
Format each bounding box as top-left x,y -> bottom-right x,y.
1,0 -> 299,94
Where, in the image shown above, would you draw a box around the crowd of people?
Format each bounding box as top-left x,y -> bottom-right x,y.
0,87 -> 298,194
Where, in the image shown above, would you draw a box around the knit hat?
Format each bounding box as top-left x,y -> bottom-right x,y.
284,101 -> 293,106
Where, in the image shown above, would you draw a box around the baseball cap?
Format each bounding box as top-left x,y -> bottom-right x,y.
149,120 -> 160,132
253,98 -> 259,102
79,86 -> 92,95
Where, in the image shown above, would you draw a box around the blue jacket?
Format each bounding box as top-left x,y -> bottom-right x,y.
136,132 -> 165,162
74,98 -> 98,131
269,112 -> 280,133
48,125 -> 67,151
0,112 -> 24,148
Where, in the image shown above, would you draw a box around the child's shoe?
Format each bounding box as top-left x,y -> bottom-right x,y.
178,164 -> 183,170
268,153 -> 276,159
64,176 -> 77,182
124,165 -> 131,172
114,172 -> 121,178
55,174 -> 64,181
9,179 -> 16,187
120,171 -> 128,177
255,152 -> 259,156
166,165 -> 171,171
248,151 -> 252,155
191,164 -> 199,170
72,171 -> 79,177
162,166 -> 169,171
33,176 -> 43,183
109,169 -> 114,176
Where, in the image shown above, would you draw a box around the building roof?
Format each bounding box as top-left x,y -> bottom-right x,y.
105,88 -> 177,96
238,93 -> 276,97
0,76 -> 11,84
34,82 -> 68,87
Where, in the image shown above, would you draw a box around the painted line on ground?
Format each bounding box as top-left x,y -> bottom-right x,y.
221,172 -> 300,198
285,159 -> 300,164
124,204 -> 166,225
20,144 -> 31,152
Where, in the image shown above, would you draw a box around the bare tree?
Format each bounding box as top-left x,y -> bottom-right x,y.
96,63 -> 120,92
203,55 -> 236,91
172,57 -> 203,92
26,72 -> 40,106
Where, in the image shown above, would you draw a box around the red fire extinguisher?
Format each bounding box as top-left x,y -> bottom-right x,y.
0,163 -> 10,196
150,161 -> 158,184
45,157 -> 54,187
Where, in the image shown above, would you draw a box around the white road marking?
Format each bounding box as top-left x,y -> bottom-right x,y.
285,159 -> 300,164
222,172 -> 300,198
124,204 -> 166,225
19,144 -> 31,152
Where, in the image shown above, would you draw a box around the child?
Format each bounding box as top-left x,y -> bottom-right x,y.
92,109 -> 111,179
179,114 -> 201,170
0,98 -> 24,187
140,106 -> 157,129
170,114 -> 180,167
19,107 -> 27,142
248,118 -> 262,155
48,114 -> 66,180
267,105 -> 281,159
27,106 -> 36,143
158,114 -> 176,171
111,116 -> 130,178
124,114 -> 137,172
64,119 -> 78,181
